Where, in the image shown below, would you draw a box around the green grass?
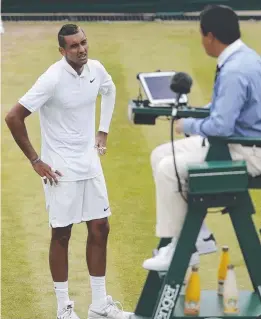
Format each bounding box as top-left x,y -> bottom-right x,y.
2,21 -> 261,319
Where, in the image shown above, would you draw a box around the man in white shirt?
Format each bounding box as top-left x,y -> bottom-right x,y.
5,24 -> 130,319
142,6 -> 261,272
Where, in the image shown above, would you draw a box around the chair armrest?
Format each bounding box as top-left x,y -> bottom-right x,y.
176,107 -> 210,119
208,136 -> 261,147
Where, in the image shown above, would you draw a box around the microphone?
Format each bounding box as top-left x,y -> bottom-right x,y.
170,72 -> 193,94
170,72 -> 193,106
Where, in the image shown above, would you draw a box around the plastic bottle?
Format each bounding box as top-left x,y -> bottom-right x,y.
217,246 -> 230,295
223,264 -> 239,314
184,266 -> 200,315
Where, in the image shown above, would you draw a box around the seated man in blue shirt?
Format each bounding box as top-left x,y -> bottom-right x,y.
143,5 -> 261,271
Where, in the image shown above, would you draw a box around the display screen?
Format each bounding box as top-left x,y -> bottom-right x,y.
143,75 -> 177,100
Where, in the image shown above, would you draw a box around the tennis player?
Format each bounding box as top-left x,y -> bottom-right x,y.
6,24 -> 131,319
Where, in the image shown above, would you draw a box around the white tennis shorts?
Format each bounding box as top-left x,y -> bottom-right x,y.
43,174 -> 111,228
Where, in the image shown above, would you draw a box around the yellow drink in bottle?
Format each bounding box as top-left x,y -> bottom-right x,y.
184,266 -> 200,315
218,246 -> 230,295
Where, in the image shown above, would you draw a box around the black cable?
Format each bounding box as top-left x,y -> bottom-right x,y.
171,113 -> 224,213
171,114 -> 187,203
137,86 -> 143,103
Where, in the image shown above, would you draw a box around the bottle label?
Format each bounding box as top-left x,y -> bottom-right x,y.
224,298 -> 239,313
184,301 -> 200,315
218,280 -> 224,295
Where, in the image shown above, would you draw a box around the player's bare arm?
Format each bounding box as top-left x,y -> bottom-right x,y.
5,103 -> 62,185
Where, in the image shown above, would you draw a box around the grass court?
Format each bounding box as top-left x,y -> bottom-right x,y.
2,21 -> 261,318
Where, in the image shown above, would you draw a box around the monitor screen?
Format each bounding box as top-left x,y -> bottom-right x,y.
145,76 -> 176,100
138,72 -> 188,105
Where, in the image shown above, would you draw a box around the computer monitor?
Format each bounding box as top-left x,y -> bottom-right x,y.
138,71 -> 188,106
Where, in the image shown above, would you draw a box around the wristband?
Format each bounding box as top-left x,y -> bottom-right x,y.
31,157 -> 41,165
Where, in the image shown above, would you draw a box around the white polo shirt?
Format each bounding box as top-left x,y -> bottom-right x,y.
19,57 -> 116,181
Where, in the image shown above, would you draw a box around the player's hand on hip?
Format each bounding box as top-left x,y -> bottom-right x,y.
95,131 -> 108,156
31,159 -> 62,185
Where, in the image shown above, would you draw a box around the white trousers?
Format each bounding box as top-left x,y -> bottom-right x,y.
151,136 -> 261,238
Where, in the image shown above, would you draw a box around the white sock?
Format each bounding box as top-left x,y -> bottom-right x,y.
54,281 -> 70,313
198,222 -> 211,240
90,276 -> 107,310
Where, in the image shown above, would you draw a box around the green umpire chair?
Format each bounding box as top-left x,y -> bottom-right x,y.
133,137 -> 261,318
129,101 -> 261,318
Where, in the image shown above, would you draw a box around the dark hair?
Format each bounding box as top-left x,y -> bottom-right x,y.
58,24 -> 80,48
200,5 -> 241,45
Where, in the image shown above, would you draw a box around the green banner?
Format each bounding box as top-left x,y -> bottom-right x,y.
2,0 -> 261,13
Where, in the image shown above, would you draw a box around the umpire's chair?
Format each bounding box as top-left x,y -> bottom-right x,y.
133,135 -> 261,319
129,102 -> 261,319
129,70 -> 261,318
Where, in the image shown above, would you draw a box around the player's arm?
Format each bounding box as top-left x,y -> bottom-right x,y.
182,71 -> 247,137
5,71 -> 61,184
95,62 -> 116,155
5,103 -> 38,162
97,62 -> 116,134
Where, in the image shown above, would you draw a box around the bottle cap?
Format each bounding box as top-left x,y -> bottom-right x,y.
192,265 -> 199,272
222,246 -> 229,252
227,264 -> 234,270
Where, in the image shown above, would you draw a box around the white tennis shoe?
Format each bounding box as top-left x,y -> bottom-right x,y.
88,296 -> 132,319
154,234 -> 217,257
143,240 -> 199,272
57,301 -> 80,319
